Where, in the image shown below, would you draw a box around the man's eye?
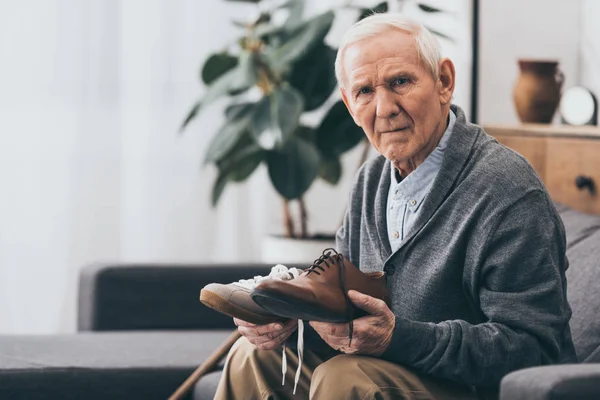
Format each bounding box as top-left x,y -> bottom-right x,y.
392,78 -> 408,86
358,87 -> 372,95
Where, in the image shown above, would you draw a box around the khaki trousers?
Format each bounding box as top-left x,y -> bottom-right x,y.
214,337 -> 479,400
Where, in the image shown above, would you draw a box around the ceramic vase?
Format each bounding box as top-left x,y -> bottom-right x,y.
513,60 -> 564,123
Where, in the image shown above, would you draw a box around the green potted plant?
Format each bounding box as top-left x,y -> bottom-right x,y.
180,0 -> 372,262
181,0 -> 451,262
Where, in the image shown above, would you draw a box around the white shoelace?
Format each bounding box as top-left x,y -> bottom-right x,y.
233,264 -> 301,289
231,264 -> 305,394
282,319 -> 304,395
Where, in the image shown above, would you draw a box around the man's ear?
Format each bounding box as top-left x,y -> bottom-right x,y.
340,87 -> 361,127
437,58 -> 455,105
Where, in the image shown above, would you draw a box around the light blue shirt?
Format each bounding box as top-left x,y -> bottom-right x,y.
386,110 -> 456,252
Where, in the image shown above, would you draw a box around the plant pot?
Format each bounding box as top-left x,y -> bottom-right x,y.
261,234 -> 336,265
513,60 -> 564,123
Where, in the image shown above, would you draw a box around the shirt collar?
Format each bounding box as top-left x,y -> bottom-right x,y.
389,109 -> 456,212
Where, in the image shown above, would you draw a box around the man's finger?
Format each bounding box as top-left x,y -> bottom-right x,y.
252,329 -> 291,345
248,321 -> 284,335
239,319 -> 297,337
264,321 -> 297,339
348,290 -> 387,315
310,321 -> 349,337
256,341 -> 282,351
233,318 -> 257,328
280,318 -> 299,330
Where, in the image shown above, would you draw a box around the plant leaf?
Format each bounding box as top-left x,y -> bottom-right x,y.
316,100 -> 364,157
229,51 -> 258,93
211,171 -> 229,207
267,137 -> 320,200
180,67 -> 240,132
255,12 -> 270,26
424,26 -> 454,42
225,102 -> 254,119
254,23 -> 284,38
231,20 -> 248,29
319,157 -> 342,185
289,43 -> 337,111
201,53 -> 239,85
180,100 -> 202,133
357,2 -> 388,21
294,125 -> 316,142
418,3 -> 444,13
250,96 -> 279,149
216,134 -> 262,171
281,0 -> 304,27
278,0 -> 303,10
228,150 -> 264,182
271,11 -> 334,70
273,85 -> 304,141
204,103 -> 256,164
210,135 -> 264,206
250,85 -> 304,149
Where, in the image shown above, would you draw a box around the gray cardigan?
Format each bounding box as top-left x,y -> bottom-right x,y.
336,105 -> 577,389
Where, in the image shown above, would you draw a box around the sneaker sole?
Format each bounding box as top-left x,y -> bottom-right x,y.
200,289 -> 283,325
250,289 -> 361,323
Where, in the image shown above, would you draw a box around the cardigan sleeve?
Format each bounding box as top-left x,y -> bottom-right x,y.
381,190 -> 576,387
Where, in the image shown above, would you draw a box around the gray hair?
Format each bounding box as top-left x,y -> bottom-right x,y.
334,13 -> 442,88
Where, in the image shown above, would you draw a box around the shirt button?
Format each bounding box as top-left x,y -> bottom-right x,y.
393,231 -> 399,238
410,199 -> 417,206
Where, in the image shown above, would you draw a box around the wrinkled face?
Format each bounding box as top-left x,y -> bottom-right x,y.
341,29 -> 453,175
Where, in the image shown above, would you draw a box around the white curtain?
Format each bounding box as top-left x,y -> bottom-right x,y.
0,0 -> 289,334
0,0 -> 473,335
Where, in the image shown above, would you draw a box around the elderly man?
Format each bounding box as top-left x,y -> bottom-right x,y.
213,12 -> 576,400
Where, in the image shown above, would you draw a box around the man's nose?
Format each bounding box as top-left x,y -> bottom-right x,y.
375,89 -> 401,119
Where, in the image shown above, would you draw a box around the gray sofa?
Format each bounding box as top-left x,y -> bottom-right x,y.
193,203 -> 600,400
0,203 -> 598,399
499,203 -> 600,399
0,264 -> 280,399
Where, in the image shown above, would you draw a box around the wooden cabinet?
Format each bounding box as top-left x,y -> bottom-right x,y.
484,124 -> 600,215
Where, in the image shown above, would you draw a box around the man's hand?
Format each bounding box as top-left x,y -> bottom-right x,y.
309,290 -> 395,356
234,318 -> 298,350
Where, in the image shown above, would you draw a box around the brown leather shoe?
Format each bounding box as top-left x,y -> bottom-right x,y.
200,265 -> 302,325
250,249 -> 388,325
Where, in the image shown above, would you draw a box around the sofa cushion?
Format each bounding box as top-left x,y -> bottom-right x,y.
500,364 -> 600,400
0,330 -> 233,400
554,202 -> 600,249
555,203 -> 600,362
78,264 -> 279,331
194,370 -> 223,400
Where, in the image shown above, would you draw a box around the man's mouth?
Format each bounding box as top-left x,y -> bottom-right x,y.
381,127 -> 409,134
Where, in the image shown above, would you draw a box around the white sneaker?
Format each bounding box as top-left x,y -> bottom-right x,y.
200,264 -> 302,325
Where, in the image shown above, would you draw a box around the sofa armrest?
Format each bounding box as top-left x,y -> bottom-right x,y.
500,364 -> 600,400
77,263 -> 289,331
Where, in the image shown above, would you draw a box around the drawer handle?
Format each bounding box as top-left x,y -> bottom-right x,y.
575,175 -> 596,195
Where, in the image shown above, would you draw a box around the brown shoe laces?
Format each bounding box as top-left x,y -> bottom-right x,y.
305,248 -> 354,346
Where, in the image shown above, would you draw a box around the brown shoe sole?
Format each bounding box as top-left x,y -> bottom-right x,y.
250,289 -> 367,323
200,289 -> 283,326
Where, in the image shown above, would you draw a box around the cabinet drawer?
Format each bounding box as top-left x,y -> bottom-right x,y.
545,138 -> 600,215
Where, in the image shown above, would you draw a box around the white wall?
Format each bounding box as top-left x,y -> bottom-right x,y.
581,0 -> 600,104
0,0 -> 280,334
478,0 -> 582,124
